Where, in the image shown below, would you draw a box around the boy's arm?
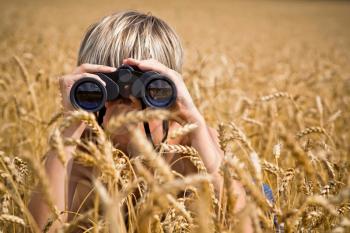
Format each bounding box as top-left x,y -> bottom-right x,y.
28,121 -> 86,232
29,63 -> 115,231
184,114 -> 253,233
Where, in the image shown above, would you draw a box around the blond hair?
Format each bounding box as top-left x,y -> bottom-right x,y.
77,10 -> 184,73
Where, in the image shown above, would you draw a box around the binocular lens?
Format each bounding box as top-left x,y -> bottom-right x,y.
74,81 -> 104,110
146,79 -> 174,107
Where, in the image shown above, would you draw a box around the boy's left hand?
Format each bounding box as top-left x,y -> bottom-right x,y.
123,58 -> 204,124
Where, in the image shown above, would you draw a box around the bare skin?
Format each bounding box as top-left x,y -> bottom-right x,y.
29,60 -> 252,233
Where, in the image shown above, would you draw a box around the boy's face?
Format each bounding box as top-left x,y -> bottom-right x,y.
102,97 -> 140,129
102,98 -> 139,149
104,98 -> 135,118
102,97 -> 162,151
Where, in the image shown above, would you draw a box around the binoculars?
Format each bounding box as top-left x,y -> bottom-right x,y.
69,65 -> 177,112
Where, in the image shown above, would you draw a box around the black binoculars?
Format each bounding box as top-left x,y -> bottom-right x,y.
69,65 -> 177,112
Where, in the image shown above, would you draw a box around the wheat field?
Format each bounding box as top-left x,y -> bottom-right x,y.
0,0 -> 350,232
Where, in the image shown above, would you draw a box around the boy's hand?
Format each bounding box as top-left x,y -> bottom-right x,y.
58,63 -> 116,112
123,58 -> 203,124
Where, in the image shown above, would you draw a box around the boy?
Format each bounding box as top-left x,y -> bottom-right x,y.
29,10 -> 249,232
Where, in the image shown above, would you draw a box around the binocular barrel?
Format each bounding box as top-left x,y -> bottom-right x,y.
70,65 -> 177,112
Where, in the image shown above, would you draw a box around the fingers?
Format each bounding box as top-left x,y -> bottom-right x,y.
73,63 -> 116,75
75,73 -> 106,86
59,73 -> 106,88
123,58 -> 141,66
123,58 -> 171,76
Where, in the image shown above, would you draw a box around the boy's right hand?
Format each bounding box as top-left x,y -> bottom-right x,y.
58,63 -> 116,112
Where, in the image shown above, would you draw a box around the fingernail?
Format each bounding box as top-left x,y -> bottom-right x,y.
110,67 -> 117,71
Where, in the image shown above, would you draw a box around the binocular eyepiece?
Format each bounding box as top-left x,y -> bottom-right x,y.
69,65 -> 177,112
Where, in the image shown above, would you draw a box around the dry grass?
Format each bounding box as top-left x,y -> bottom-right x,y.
0,0 -> 350,232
